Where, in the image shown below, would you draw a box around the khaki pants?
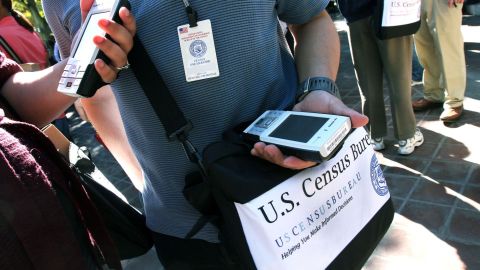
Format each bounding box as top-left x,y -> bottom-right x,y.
414,0 -> 466,108
348,17 -> 416,140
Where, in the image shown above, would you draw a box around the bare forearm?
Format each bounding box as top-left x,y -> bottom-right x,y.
289,10 -> 340,82
81,87 -> 144,191
2,60 -> 76,127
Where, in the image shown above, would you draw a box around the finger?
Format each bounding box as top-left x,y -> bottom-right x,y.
98,18 -> 133,54
263,145 -> 317,170
93,34 -> 127,69
251,143 -> 279,165
263,144 -> 287,165
283,156 -> 317,170
94,59 -> 117,83
119,7 -> 136,36
251,142 -> 267,157
252,143 -> 316,170
80,0 -> 94,21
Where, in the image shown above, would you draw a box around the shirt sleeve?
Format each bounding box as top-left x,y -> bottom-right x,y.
0,52 -> 21,90
42,0 -> 82,59
276,0 -> 330,24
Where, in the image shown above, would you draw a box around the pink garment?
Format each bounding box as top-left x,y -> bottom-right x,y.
0,16 -> 48,69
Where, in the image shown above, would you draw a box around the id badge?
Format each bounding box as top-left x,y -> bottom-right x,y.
177,19 -> 220,82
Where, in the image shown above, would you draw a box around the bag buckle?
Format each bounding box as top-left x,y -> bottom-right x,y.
168,120 -> 193,142
180,138 -> 207,176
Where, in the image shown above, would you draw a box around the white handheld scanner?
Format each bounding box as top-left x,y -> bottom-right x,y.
243,110 -> 352,162
57,0 -> 130,97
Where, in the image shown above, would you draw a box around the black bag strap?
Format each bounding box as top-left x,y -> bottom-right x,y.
127,36 -> 211,238
128,36 -> 206,172
0,36 -> 24,64
128,36 -> 191,142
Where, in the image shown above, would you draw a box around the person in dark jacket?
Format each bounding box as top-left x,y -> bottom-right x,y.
336,0 -> 424,155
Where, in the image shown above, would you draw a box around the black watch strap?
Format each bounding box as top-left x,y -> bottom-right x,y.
296,76 -> 340,103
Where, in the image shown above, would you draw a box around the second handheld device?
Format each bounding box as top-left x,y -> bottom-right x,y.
243,110 -> 352,162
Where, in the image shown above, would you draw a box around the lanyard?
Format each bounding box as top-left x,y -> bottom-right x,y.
181,0 -> 198,27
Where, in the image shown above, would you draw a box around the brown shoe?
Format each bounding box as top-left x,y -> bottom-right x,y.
440,106 -> 463,122
412,98 -> 443,111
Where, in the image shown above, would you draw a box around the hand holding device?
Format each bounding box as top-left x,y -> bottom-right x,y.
58,0 -> 131,98
244,110 -> 351,163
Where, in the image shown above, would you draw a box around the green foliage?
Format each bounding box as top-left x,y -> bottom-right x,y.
12,0 -> 45,21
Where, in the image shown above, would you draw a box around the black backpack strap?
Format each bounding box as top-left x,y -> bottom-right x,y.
0,36 -> 24,64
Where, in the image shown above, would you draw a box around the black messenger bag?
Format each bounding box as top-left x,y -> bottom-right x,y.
128,36 -> 394,270
373,0 -> 422,39
199,128 -> 394,270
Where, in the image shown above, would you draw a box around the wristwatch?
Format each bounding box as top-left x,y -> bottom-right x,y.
296,76 -> 340,103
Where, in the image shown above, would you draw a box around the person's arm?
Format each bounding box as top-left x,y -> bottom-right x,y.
81,87 -> 144,191
2,60 -> 74,127
80,0 -> 143,190
290,10 -> 340,82
289,10 -> 367,126
43,0 -> 143,189
1,6 -> 135,127
251,10 -> 369,170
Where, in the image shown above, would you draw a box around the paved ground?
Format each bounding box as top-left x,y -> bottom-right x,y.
68,10 -> 480,270
334,12 -> 480,270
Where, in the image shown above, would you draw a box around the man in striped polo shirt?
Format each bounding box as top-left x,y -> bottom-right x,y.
44,0 -> 369,267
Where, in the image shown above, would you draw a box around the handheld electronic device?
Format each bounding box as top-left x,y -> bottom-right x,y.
243,110 -> 352,162
57,0 -> 129,98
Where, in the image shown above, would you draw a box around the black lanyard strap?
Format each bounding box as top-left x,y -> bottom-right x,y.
181,0 -> 198,27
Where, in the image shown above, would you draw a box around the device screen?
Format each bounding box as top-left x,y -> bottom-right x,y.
73,11 -> 110,65
268,115 -> 328,143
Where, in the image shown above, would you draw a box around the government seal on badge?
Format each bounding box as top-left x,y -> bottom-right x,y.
189,40 -> 207,58
370,154 -> 389,196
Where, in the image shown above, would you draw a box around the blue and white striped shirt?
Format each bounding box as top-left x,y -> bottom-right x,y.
44,0 -> 329,242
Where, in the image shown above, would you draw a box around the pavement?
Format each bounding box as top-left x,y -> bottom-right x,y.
67,10 -> 480,270
334,11 -> 480,270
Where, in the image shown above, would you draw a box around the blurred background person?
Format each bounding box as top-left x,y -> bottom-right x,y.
412,44 -> 424,84
412,0 -> 466,122
0,0 -> 70,143
336,0 -> 424,155
0,0 -> 48,69
43,0 -> 143,191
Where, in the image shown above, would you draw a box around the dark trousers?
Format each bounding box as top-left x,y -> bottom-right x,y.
152,232 -> 239,270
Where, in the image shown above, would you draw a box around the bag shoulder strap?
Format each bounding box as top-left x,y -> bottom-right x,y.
128,35 -> 206,173
0,36 -> 24,64
0,96 -> 21,120
128,36 -> 192,141
128,36 -> 213,238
